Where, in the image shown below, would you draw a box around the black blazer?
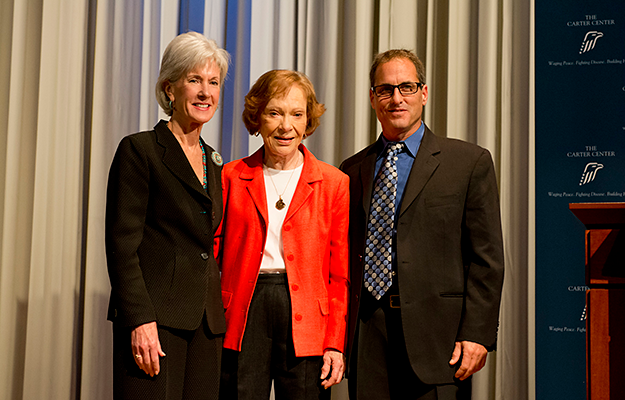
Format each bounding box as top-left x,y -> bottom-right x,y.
340,126 -> 504,385
105,120 -> 225,334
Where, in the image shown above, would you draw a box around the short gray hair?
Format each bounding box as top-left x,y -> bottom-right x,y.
155,31 -> 230,116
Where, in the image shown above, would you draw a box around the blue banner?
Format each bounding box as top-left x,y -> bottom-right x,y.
535,1 -> 625,398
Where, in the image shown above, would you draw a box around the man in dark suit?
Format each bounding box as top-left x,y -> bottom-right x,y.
340,49 -> 504,400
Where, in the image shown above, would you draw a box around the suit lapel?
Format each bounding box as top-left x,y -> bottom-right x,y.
399,127 -> 440,216
202,137 -> 220,205
202,137 -> 223,228
285,145 -> 320,222
239,147 -> 269,227
155,121 -> 211,202
359,140 -> 383,215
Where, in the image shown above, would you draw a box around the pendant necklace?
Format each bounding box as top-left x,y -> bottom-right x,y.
268,167 -> 298,210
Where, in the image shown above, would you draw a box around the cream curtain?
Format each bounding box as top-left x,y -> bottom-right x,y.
81,2 -> 179,399
0,0 -> 531,399
1,0 -> 90,398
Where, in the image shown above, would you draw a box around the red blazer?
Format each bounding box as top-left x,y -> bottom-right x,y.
215,144 -> 350,357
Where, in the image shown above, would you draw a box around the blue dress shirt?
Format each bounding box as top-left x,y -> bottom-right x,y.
374,122 -> 425,212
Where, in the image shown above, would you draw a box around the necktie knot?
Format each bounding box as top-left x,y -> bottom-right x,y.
386,142 -> 404,158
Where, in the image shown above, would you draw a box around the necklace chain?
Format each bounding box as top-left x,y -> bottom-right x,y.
267,167 -> 298,210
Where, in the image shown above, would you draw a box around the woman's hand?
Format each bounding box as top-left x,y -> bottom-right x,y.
320,349 -> 345,389
131,321 -> 166,376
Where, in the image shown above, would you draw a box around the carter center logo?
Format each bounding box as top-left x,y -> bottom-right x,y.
579,162 -> 603,186
579,31 -> 603,54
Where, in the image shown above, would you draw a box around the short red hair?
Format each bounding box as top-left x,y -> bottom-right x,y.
242,70 -> 326,136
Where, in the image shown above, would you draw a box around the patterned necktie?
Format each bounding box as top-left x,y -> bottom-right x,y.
364,142 -> 404,300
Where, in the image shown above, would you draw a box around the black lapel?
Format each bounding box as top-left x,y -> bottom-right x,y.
359,139 -> 384,215
399,127 -> 440,216
201,137 -> 222,205
203,138 -> 223,228
154,120 -> 211,202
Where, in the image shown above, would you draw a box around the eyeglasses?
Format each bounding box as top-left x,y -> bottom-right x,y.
371,82 -> 424,99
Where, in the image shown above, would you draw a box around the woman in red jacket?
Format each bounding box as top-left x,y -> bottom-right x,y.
215,70 -> 349,400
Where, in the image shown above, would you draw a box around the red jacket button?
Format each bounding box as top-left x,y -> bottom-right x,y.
295,314 -> 303,321
287,254 -> 294,261
292,284 -> 299,291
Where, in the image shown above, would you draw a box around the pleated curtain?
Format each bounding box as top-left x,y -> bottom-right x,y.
0,1 -> 531,399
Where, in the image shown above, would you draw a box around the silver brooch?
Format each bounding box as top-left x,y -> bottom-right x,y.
211,151 -> 223,166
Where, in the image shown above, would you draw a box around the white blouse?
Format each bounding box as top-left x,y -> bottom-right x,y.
259,163 -> 303,273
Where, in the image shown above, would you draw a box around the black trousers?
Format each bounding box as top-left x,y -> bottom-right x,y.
113,315 -> 222,400
349,288 -> 471,400
220,274 -> 331,400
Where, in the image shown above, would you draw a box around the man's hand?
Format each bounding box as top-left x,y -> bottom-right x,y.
449,341 -> 487,380
131,321 -> 166,377
320,349 -> 345,389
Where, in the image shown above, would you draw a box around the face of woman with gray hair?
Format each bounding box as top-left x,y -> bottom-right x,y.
165,61 -> 221,131
156,31 -> 230,120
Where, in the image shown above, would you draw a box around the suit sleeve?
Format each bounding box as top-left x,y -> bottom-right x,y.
324,173 -> 351,353
105,136 -> 157,327
456,149 -> 504,349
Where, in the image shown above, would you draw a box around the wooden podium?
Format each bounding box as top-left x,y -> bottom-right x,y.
569,203 -> 625,400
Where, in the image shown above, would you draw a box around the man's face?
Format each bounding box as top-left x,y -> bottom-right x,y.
370,58 -> 428,141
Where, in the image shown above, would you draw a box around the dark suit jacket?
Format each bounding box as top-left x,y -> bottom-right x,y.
105,120 -> 225,334
340,126 -> 504,385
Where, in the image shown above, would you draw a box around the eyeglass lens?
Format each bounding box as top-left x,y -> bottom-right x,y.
375,83 -> 421,98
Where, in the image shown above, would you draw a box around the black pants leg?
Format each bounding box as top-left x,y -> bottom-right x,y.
349,293 -> 471,400
113,316 -> 222,400
220,274 -> 330,400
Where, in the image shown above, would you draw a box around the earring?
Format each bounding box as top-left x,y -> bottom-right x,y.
168,100 -> 173,109
254,132 -> 260,137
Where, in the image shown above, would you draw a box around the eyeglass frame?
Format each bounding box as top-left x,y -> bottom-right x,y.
371,82 -> 425,99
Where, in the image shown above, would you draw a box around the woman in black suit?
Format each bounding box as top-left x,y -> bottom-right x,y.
105,31 -> 229,400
